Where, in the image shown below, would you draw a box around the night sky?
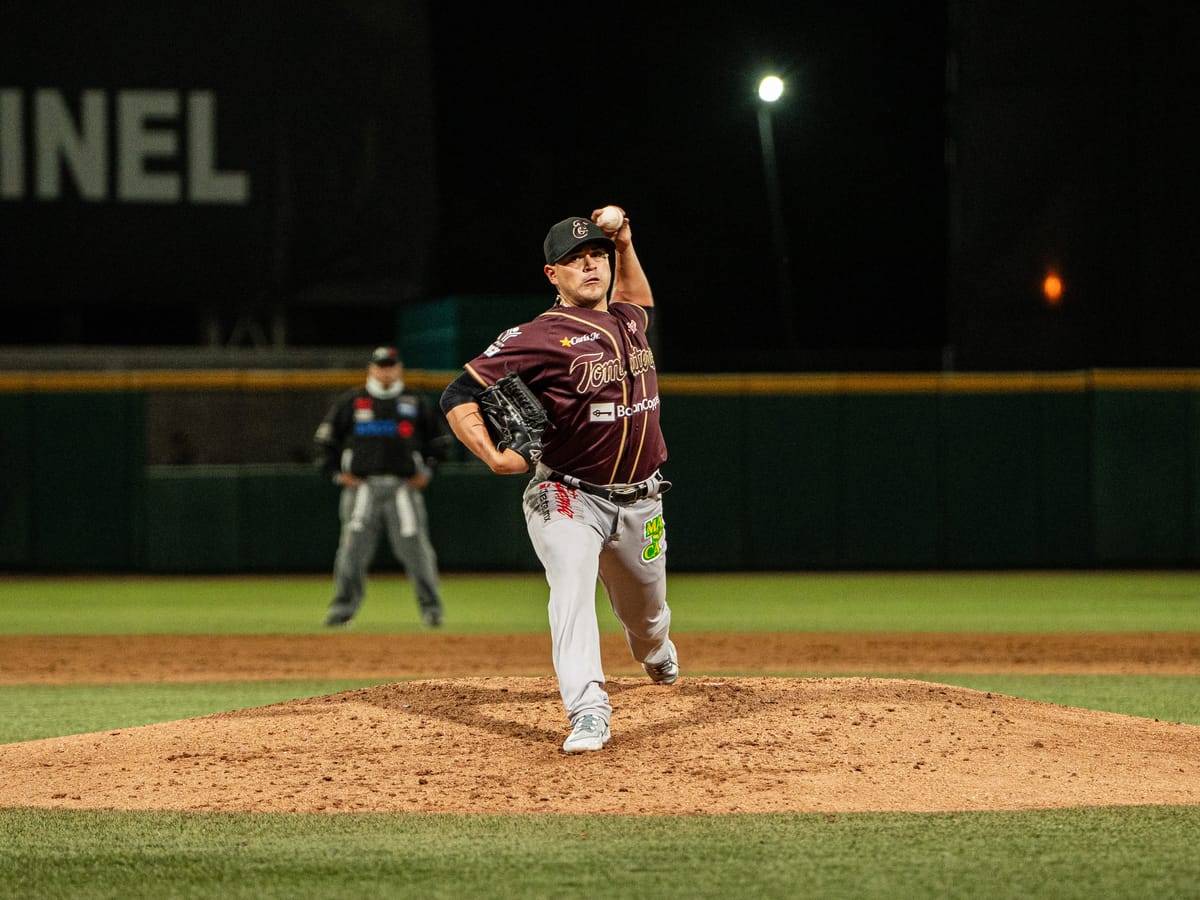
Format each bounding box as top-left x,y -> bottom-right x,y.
426,5 -> 948,371
6,3 -> 1197,371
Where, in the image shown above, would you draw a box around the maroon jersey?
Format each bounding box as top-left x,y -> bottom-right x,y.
464,301 -> 667,485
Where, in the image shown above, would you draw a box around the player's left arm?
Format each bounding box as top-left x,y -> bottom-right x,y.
599,212 -> 653,308
440,372 -> 532,475
444,402 -> 531,475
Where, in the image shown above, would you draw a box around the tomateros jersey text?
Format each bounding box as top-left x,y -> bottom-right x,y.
463,301 -> 666,485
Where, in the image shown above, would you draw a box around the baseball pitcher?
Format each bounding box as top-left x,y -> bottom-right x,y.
440,207 -> 679,754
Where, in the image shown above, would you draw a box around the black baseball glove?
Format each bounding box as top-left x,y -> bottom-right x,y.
479,374 -> 550,471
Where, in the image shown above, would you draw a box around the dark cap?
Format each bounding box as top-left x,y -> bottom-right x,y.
543,216 -> 616,264
369,346 -> 399,367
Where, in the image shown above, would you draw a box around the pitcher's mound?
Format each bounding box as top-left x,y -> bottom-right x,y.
0,677 -> 1196,814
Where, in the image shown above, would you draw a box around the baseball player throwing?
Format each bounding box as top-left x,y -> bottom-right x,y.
440,208 -> 678,753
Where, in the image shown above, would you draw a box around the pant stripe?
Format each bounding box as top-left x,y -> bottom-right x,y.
349,483 -> 371,531
395,487 -> 418,537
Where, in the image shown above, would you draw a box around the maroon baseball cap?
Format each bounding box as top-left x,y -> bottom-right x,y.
543,216 -> 615,264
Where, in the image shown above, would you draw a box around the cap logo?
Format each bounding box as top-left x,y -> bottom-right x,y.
544,215 -> 615,263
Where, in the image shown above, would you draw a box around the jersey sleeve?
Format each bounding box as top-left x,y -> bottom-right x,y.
462,317 -> 555,390
610,300 -> 652,332
313,389 -> 354,475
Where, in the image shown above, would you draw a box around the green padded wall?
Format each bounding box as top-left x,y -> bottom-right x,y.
940,393 -> 1043,566
30,393 -> 144,570
425,464 -> 538,570
1091,390 -> 1193,564
840,394 -> 941,567
144,469 -> 242,572
238,468 -> 342,572
746,395 -> 842,568
659,395 -> 746,571
1192,392 -> 1200,560
1036,391 -> 1093,566
7,374 -> 1200,573
0,395 -> 32,566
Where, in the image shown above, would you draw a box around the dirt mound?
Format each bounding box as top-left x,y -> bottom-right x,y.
1,676 -> 1196,814
2,633 -> 1197,814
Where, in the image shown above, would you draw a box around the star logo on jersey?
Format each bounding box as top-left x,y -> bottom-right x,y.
561,332 -> 600,348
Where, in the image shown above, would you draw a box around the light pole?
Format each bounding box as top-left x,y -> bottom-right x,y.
756,74 -> 796,353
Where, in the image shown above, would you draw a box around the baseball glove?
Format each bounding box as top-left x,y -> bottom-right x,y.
479,373 -> 550,470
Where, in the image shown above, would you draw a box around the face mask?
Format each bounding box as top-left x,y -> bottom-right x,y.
366,376 -> 403,399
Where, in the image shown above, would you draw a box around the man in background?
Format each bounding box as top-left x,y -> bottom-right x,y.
314,346 -> 452,628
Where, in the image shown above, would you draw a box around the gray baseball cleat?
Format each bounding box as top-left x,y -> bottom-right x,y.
642,639 -> 679,684
323,607 -> 354,628
562,715 -> 611,753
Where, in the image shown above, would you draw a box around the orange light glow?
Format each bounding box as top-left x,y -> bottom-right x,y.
1042,272 -> 1064,305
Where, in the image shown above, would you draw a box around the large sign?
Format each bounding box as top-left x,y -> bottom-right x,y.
1,89 -> 249,204
0,2 -> 435,312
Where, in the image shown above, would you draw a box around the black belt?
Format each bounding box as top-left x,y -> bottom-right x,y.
547,470 -> 662,505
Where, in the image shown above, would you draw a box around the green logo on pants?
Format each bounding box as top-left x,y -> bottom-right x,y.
642,514 -> 666,562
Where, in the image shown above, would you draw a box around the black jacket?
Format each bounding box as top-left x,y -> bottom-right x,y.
314,387 -> 452,479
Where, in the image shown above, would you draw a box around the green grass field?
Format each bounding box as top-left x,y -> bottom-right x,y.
1,571 -> 1198,899
3,570 -> 1197,634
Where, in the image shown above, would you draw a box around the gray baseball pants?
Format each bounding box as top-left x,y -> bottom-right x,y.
523,468 -> 673,728
328,475 -> 443,621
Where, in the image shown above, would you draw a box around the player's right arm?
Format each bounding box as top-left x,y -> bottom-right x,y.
314,390 -> 355,481
600,213 -> 653,308
440,374 -> 531,475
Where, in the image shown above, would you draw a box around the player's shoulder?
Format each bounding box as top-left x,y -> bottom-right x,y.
609,299 -> 648,317
321,386 -> 364,430
479,320 -> 539,358
332,385 -> 366,405
537,304 -> 603,325
608,300 -> 652,329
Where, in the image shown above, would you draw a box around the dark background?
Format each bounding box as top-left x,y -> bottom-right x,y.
2,1 -> 1197,372
426,3 -> 949,373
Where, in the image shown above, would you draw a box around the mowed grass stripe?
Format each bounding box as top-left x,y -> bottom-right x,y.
1,571 -> 1197,635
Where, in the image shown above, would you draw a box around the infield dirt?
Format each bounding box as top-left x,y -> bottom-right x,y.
0,632 -> 1197,814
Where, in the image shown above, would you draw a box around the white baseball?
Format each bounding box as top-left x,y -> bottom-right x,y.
596,205 -> 625,234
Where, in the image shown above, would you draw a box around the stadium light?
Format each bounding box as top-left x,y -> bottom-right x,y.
1042,271 -> 1064,306
758,75 -> 784,103
755,74 -> 795,351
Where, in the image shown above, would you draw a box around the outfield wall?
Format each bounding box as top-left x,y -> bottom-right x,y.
1,369 -> 1198,572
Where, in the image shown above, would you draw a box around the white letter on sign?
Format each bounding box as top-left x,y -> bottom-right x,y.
188,91 -> 249,204
36,89 -> 107,200
0,90 -> 23,199
118,90 -> 180,202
